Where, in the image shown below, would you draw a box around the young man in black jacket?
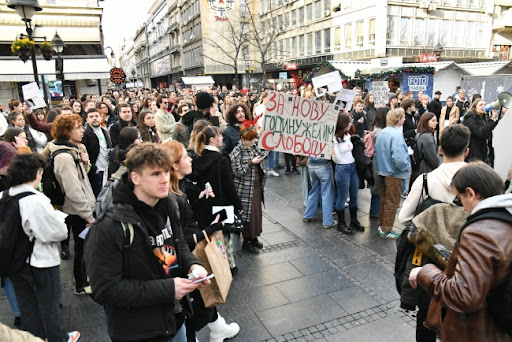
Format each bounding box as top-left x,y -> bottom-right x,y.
82,108 -> 112,197
84,143 -> 209,342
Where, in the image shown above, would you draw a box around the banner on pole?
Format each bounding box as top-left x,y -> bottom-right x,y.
258,91 -> 337,159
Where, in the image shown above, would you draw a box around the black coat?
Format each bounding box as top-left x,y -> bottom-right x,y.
84,177 -> 199,342
403,112 -> 418,146
350,109 -> 366,138
191,149 -> 242,229
350,135 -> 374,188
109,119 -> 136,147
427,99 -> 442,118
463,112 -> 498,164
82,124 -> 112,175
221,124 -> 241,157
181,111 -> 219,138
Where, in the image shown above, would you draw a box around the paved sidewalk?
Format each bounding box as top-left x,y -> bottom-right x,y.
0,172 -> 417,342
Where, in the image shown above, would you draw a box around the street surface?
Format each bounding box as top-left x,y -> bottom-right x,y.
0,167 -> 417,342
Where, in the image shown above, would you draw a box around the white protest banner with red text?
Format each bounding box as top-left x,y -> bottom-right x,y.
258,91 -> 337,160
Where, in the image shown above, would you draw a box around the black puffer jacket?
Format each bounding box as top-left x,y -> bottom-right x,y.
84,176 -> 199,342
221,124 -> 240,157
463,112 -> 498,164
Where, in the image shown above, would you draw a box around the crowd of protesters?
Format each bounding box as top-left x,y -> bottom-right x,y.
0,81 -> 511,342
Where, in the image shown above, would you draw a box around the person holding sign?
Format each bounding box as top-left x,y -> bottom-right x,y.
332,114 -> 365,235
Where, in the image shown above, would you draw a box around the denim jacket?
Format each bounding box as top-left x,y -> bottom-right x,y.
374,126 -> 411,179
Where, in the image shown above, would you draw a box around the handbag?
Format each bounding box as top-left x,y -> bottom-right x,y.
193,230 -> 232,308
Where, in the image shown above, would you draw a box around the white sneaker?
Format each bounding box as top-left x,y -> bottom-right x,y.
68,331 -> 80,342
208,315 -> 240,342
267,169 -> 280,177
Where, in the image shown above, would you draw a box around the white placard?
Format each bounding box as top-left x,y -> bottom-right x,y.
22,82 -> 46,109
493,111 -> 512,182
333,89 -> 357,112
312,71 -> 343,98
258,91 -> 338,159
372,81 -> 389,107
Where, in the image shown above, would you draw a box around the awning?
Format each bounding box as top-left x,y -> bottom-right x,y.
181,76 -> 215,85
358,61 -> 458,75
458,61 -> 512,76
63,57 -> 110,80
0,59 -> 56,82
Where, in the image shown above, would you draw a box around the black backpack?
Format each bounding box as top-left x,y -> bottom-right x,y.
0,191 -> 36,276
410,133 -> 426,170
394,173 -> 442,294
457,208 -> 512,337
41,149 -> 79,206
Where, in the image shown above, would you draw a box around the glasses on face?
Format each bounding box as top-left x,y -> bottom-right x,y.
453,193 -> 463,207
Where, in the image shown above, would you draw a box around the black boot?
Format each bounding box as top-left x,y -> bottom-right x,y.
242,240 -> 259,254
349,207 -> 365,232
251,238 -> 263,249
336,210 -> 353,235
61,244 -> 70,260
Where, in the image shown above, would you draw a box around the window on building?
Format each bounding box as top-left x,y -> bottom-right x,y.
453,20 -> 465,47
291,9 -> 297,26
456,0 -> 467,6
292,36 -> 297,55
400,17 -> 411,45
465,21 -> 477,48
299,35 -> 304,56
306,3 -> 313,21
315,1 -> 322,19
334,27 -> 341,51
299,7 -> 305,24
368,18 -> 376,46
356,21 -> 364,47
315,31 -> 322,53
414,18 -> 424,46
278,15 -> 283,29
427,19 -> 438,46
284,12 -> 289,27
387,16 -> 397,44
468,0 -> 479,6
307,32 -> 313,55
345,23 -> 352,49
440,19 -> 452,46
324,28 -> 331,52
324,0 -> 331,12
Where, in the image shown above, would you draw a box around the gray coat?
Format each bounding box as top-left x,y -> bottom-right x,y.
411,132 -> 440,183
229,141 -> 267,222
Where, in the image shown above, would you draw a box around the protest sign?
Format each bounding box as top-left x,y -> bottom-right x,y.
312,71 -> 343,98
258,91 -> 337,159
333,88 -> 357,112
22,82 -> 46,109
372,81 -> 389,107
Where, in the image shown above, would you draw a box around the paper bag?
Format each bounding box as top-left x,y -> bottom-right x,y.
193,230 -> 232,308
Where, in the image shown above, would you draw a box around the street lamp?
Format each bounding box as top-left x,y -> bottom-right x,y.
8,0 -> 43,87
51,31 -> 65,81
244,59 -> 250,89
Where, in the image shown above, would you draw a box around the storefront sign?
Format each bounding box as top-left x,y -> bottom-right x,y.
402,73 -> 433,98
419,53 -> 438,63
286,63 -> 297,70
110,68 -> 126,84
258,90 -> 337,159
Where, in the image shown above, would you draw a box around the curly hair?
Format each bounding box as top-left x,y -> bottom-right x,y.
51,114 -> 82,140
225,102 -> 251,125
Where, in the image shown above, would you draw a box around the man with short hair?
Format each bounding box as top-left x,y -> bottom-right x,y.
85,143 -> 209,342
454,89 -> 470,115
82,108 -> 112,197
83,100 -> 96,112
61,97 -> 70,107
48,114 -> 95,295
60,105 -> 73,116
428,91 -> 443,144
6,153 -> 80,342
109,103 -> 134,147
350,99 -> 366,138
401,98 -> 418,145
154,94 -> 178,142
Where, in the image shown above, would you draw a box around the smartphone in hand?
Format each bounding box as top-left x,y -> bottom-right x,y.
433,244 -> 451,260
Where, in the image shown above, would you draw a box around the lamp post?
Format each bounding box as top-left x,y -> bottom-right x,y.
244,59 -> 250,89
51,31 -> 65,81
8,0 -> 43,87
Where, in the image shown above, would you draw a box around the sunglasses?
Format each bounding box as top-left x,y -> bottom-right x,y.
453,193 -> 463,207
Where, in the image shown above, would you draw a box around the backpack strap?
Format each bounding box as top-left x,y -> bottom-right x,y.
120,221 -> 134,279
416,173 -> 429,209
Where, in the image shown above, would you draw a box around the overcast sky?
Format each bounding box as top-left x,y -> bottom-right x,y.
100,0 -> 152,55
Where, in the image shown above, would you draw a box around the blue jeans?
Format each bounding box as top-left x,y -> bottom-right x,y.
334,163 -> 359,210
304,164 -> 335,226
168,323 -> 186,342
301,165 -> 310,207
370,195 -> 381,217
88,170 -> 104,198
3,276 -> 20,317
266,150 -> 278,170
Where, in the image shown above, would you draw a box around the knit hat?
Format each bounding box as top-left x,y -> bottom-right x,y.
195,92 -> 215,110
0,142 -> 17,173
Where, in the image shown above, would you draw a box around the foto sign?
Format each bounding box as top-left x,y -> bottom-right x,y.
258,91 -> 337,159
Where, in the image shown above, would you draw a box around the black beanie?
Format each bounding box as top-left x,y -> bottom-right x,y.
195,92 -> 215,110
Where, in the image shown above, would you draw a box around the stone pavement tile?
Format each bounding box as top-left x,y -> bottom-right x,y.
328,286 -> 381,315
277,217 -> 325,242
68,300 -> 106,329
324,314 -> 414,342
317,239 -> 371,267
261,231 -> 296,245
351,225 -> 400,257
231,262 -> 303,290
289,254 -> 331,276
234,245 -> 312,271
275,270 -> 353,302
74,321 -> 110,340
344,260 -> 399,302
197,311 -> 272,342
224,284 -> 290,313
256,295 -> 344,336
261,218 -> 284,234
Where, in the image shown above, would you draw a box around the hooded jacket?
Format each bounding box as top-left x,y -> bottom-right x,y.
191,149 -> 242,228
48,140 -> 95,221
84,176 -> 199,342
417,194 -> 512,342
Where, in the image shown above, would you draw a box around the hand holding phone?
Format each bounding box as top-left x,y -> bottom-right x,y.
212,209 -> 228,223
191,274 -> 215,284
433,244 -> 451,260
